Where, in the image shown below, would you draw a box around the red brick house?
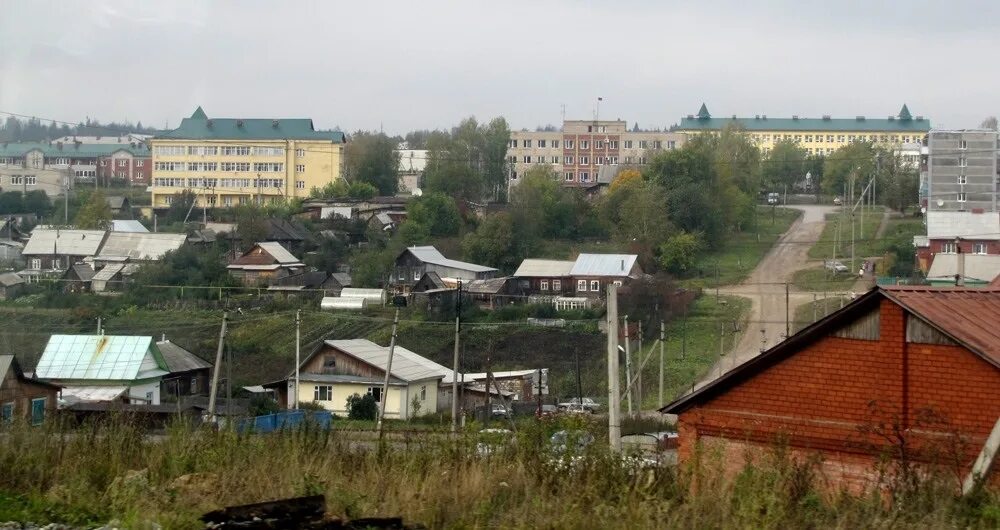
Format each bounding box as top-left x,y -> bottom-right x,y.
662,286 -> 1000,492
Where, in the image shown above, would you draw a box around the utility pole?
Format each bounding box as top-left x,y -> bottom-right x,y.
96,316 -> 102,335
623,314 -> 633,415
606,283 -> 621,451
226,343 -> 232,418
574,348 -> 583,411
377,309 -> 399,438
294,310 -> 301,409
658,321 -> 665,408
206,312 -> 227,422
451,280 -> 463,433
637,321 -> 643,411
785,282 -> 790,338
484,340 -> 492,428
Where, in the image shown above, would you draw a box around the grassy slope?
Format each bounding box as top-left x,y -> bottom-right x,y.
791,267 -> 859,292
807,206 -> 885,261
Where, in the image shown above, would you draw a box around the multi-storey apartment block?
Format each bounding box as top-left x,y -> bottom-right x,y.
678,104 -> 930,156
150,107 -> 345,209
0,141 -> 150,196
507,120 -> 685,187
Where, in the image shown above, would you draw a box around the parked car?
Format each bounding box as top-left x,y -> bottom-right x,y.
561,403 -> 593,415
824,260 -> 849,274
490,403 -> 510,418
558,397 -> 600,412
767,192 -> 780,205
550,430 -> 595,453
537,404 -> 558,417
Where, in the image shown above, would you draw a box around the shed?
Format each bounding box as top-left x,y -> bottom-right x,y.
91,263 -> 126,292
110,220 -> 149,233
392,246 -> 497,292
0,272 -> 25,300
157,339 -> 213,398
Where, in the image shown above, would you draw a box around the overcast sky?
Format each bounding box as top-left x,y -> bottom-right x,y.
2,0 -> 998,135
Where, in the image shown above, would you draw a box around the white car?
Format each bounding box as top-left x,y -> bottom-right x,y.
558,398 -> 600,412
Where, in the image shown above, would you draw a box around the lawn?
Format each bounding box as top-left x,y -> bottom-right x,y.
807,206 -> 885,262
681,206 -> 802,288
792,295 -> 849,333
791,266 -> 860,292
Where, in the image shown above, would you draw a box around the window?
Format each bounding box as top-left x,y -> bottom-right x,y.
1,402 -> 12,423
296,148 -> 306,157
223,196 -> 233,207
523,156 -> 531,163
594,156 -> 603,165
538,139 -> 546,148
154,161 -> 185,171
155,145 -> 185,156
253,162 -> 284,172
537,156 -> 546,163
580,140 -> 589,149
941,242 -> 956,254
564,139 -> 574,149
624,156 -> 633,164
595,140 -> 604,149
590,280 -> 600,291
314,385 -> 333,401
420,385 -> 427,400
413,269 -> 421,280
577,280 -> 587,291
163,195 -> 172,205
190,377 -> 199,394
551,140 -> 559,148
24,175 -> 36,185
565,155 -> 574,164
116,171 -> 127,179
187,146 -> 218,155
509,139 -> 517,148
296,164 -> 305,172
30,397 -> 45,426
117,159 -> 127,167
540,280 -> 549,291
220,146 -> 252,156
959,140 -> 968,150
609,140 -> 618,149
579,156 -> 589,165
609,156 -> 618,164
580,171 -> 589,182
187,162 -> 218,172
827,135 -> 834,142
973,243 -> 988,255
136,160 -> 144,167
624,140 -> 633,149
296,180 -> 305,189
30,258 -> 41,270
551,156 -> 559,164
639,140 -> 648,149
958,175 -> 967,185
523,139 -> 532,148
805,135 -> 813,142
145,391 -> 154,403
552,279 -> 561,291
253,146 -> 284,156
221,162 -> 252,172
367,386 -> 382,403
653,140 -> 662,149
957,193 -> 967,203
959,156 -> 967,168
564,172 -> 574,181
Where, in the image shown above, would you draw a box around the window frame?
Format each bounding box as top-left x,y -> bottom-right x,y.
590,280 -> 600,291
577,279 -> 587,291
314,385 -> 333,401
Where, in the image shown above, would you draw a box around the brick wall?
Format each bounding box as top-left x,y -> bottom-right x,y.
677,298 -> 1000,491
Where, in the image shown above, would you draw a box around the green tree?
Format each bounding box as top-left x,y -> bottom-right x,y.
164,190 -> 197,224
406,193 -> 461,237
763,139 -> 808,190
125,244 -> 237,304
461,212 -> 522,271
422,117 -> 509,202
347,181 -> 378,199
823,142 -> 876,197
874,148 -> 919,213
22,190 -> 52,218
344,132 -> 400,195
346,393 -> 378,420
74,191 -> 112,229
233,204 -> 269,247
0,192 -> 23,214
311,179 -> 349,199
657,231 -> 705,274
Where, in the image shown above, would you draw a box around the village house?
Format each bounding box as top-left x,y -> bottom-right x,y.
461,369 -> 547,402
512,259 -> 575,298
661,286 -> 1000,492
20,229 -> 106,277
156,338 -> 213,401
1,355 -> 61,425
35,334 -> 171,406
569,253 -> 642,299
915,211 -> 1000,274
464,277 -> 519,309
227,242 -> 305,286
105,196 -> 132,217
268,271 -> 351,295
391,246 -> 497,293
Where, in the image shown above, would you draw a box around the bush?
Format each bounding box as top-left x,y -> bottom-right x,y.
346,393 -> 377,420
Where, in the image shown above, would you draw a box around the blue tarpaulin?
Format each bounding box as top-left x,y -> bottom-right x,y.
237,410 -> 333,433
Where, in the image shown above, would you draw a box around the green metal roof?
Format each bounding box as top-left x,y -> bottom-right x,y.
678,104 -> 930,133
35,335 -> 168,382
157,107 -> 345,142
0,141 -> 150,157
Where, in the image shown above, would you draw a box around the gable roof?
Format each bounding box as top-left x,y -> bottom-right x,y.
0,272 -> 24,287
158,108 -> 345,142
35,335 -> 167,381
570,254 -> 638,277
0,142 -> 150,158
92,263 -> 125,281
156,340 -> 212,373
466,277 -> 511,294
0,355 -> 60,390
65,263 -> 95,282
263,218 -> 308,242
660,287 -> 1000,414
109,220 -> 148,233
514,259 -> 575,277
257,242 -> 302,265
23,229 -> 107,256
319,339 -> 450,383
404,246 -> 497,273
106,196 -> 128,210
98,232 -> 185,260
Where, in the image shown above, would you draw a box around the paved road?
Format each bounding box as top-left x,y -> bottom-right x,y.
695,205 -> 839,388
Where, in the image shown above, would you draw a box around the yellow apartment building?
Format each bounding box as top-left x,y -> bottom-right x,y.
677,103 -> 930,156
150,107 -> 345,208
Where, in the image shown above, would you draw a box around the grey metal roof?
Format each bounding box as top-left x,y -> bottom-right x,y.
66,263 -> 96,282
23,229 -> 106,256
97,232 -> 186,260
106,196 -> 127,209
257,242 -> 303,265
331,272 -> 352,286
466,277 -> 510,294
110,220 -> 149,233
405,246 -> 497,273
36,335 -> 167,381
927,254 -> 1000,283
570,254 -> 639,277
298,373 -> 406,386
324,339 -> 450,383
513,259 -> 575,277
0,272 -> 24,287
92,263 -> 125,281
156,340 -> 212,373
926,211 -> 1000,240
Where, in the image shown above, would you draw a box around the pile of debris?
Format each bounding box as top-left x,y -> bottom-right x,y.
201,495 -> 424,529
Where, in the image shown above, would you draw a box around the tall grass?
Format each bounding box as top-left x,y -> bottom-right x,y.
0,416 -> 997,529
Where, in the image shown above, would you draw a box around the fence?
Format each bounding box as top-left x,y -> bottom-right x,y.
236,410 -> 333,433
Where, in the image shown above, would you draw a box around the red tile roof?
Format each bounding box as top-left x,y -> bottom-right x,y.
882,286 -> 1000,366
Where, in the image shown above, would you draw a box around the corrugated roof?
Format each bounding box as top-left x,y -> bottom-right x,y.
466,277 -> 511,294
0,272 -> 24,287
0,141 -> 150,158
157,108 -> 345,142
0,355 -> 13,382
36,335 -> 167,381
513,259 -> 575,277
323,339 -> 450,383
883,287 -> 1000,365
256,242 -> 301,264
23,229 -> 106,256
60,385 -> 129,404
299,373 -> 406,386
97,232 -> 186,260
110,220 -> 149,233
331,272 -> 352,286
92,263 -> 125,281
570,254 -> 638,277
67,263 -> 95,282
927,254 -> 1000,283
926,211 -> 1000,240
405,246 -> 497,273
156,340 -> 212,373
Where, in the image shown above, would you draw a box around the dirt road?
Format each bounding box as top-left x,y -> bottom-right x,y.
696,205 -> 839,388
